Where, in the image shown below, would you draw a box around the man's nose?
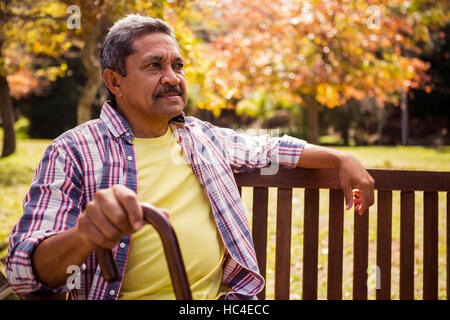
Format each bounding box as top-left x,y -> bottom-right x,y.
161,66 -> 181,86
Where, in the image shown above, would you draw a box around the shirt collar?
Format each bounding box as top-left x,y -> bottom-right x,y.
100,101 -> 186,138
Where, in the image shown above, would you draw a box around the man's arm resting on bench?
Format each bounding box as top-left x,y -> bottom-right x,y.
297,143 -> 375,215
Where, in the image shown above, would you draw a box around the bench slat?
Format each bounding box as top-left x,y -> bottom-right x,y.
302,188 -> 319,300
448,192 -> 450,300
275,188 -> 292,300
327,189 -> 344,299
376,190 -> 392,300
400,191 -> 415,299
423,191 -> 438,300
353,208 -> 369,300
252,187 -> 269,300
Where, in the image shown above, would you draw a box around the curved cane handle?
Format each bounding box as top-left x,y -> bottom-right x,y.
95,203 -> 192,300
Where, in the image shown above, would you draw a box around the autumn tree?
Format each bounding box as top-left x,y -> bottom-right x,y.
0,0 -> 205,157
197,0 -> 446,144
0,0 -> 68,157
60,0 -> 203,125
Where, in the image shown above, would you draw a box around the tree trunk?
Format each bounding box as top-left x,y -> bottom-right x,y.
339,102 -> 351,146
376,104 -> 385,146
370,96 -> 385,146
77,21 -> 101,125
0,73 -> 16,157
302,94 -> 319,144
400,88 -> 409,146
77,66 -> 101,124
341,123 -> 350,146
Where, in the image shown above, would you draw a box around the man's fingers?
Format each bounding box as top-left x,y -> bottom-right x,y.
94,188 -> 133,234
351,189 -> 363,215
343,185 -> 354,210
357,176 -> 375,215
78,185 -> 144,250
357,196 -> 369,215
78,213 -> 118,249
85,201 -> 124,242
112,185 -> 144,231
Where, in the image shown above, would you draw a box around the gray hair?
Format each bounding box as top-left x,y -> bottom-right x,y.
100,14 -> 178,77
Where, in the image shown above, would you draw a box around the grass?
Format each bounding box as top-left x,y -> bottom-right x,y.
0,137 -> 449,299
0,138 -> 51,257
332,145 -> 450,172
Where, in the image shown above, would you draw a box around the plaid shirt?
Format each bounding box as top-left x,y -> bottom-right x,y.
6,102 -> 305,300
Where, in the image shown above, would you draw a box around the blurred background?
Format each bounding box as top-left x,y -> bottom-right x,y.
0,0 -> 449,299
0,0 -> 449,153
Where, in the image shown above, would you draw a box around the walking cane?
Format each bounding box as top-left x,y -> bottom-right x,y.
96,203 -> 192,300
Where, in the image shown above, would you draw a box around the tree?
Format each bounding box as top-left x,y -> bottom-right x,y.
60,0 -> 204,125
0,0 -> 67,157
197,0 -> 445,144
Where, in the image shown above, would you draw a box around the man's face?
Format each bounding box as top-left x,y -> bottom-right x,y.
115,32 -> 187,124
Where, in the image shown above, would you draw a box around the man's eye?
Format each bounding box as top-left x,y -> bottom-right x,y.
147,63 -> 160,69
174,63 -> 184,70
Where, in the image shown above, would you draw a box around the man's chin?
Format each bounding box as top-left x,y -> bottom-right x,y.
154,100 -> 186,118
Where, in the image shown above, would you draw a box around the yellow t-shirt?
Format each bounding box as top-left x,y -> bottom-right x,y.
119,127 -> 227,300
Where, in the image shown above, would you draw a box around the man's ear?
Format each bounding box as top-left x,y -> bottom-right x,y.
103,69 -> 123,98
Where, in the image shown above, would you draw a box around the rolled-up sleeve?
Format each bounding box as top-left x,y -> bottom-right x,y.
210,126 -> 306,172
5,141 -> 84,295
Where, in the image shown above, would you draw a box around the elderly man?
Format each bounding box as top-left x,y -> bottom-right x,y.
6,15 -> 374,300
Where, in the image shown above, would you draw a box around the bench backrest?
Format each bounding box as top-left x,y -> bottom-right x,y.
234,167 -> 450,300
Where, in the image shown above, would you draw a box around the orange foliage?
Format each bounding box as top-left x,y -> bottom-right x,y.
197,0 -> 439,112
7,70 -> 39,99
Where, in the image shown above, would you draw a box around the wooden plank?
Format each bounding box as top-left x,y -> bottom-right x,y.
423,191 -> 438,300
302,188 -> 319,300
327,189 -> 344,300
234,168 -> 450,192
252,187 -> 269,300
376,190 -> 392,300
353,208 -> 369,300
236,168 -> 341,189
274,188 -> 293,300
369,170 -> 450,191
400,191 -> 415,300
447,192 -> 450,300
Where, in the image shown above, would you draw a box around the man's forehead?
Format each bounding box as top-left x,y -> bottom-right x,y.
131,33 -> 181,58
141,53 -> 184,63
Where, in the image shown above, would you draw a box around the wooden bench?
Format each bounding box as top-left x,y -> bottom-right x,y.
2,167 -> 449,300
235,167 -> 450,300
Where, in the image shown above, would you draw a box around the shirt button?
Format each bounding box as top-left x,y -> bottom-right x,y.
125,132 -> 130,136
119,242 -> 126,248
109,290 -> 115,296
127,156 -> 133,161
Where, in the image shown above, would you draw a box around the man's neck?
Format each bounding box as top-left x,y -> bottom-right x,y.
132,121 -> 169,138
116,105 -> 169,138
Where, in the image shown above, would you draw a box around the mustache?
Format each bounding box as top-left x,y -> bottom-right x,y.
153,85 -> 184,97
